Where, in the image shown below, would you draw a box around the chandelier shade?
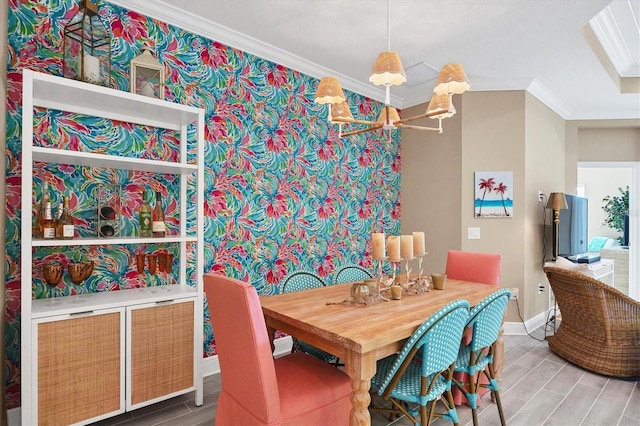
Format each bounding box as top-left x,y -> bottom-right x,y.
377,105 -> 401,126
314,77 -> 346,104
369,52 -> 407,86
331,102 -> 355,122
434,63 -> 471,95
426,94 -> 456,119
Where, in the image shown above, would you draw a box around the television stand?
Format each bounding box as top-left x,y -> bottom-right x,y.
584,259 -> 614,285
567,253 -> 601,264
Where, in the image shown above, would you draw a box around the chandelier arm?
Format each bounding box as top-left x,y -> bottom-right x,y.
398,124 -> 442,132
394,109 -> 451,125
332,117 -> 381,125
340,124 -> 385,137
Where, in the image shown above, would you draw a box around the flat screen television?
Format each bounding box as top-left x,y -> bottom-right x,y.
557,194 -> 588,257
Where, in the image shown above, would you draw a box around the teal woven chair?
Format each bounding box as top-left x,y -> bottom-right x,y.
452,288 -> 511,426
333,264 -> 373,284
281,271 -> 338,365
370,299 -> 470,426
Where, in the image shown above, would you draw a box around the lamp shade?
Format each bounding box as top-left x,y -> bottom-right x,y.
330,102 -> 354,122
546,192 -> 568,210
369,51 -> 406,86
314,77 -> 346,104
377,105 -> 401,126
426,94 -> 456,119
433,63 -> 470,95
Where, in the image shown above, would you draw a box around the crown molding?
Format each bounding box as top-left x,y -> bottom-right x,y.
526,79 -> 572,120
589,6 -> 637,77
107,0 -> 401,106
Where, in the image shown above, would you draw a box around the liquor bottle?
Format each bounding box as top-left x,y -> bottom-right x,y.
54,202 -> 63,238
152,191 -> 166,238
57,196 -> 75,240
34,181 -> 50,238
139,189 -> 152,238
42,201 -> 56,239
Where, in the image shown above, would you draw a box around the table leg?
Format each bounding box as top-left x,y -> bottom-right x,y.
344,350 -> 376,426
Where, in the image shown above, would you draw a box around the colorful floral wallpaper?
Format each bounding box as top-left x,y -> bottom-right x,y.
4,0 -> 401,408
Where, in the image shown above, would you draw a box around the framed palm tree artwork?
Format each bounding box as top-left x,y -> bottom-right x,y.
474,171 -> 513,218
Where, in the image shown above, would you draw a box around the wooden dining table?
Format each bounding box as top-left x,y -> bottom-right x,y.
260,279 -> 502,426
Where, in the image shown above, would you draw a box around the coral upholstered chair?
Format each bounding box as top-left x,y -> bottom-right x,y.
445,250 -> 502,407
204,273 -> 351,425
445,250 -> 502,287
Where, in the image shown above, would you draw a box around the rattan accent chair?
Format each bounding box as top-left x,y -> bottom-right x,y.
544,266 -> 640,378
281,271 -> 338,365
452,288 -> 511,426
333,264 -> 373,284
370,299 -> 470,426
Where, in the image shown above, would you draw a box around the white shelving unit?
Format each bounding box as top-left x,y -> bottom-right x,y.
20,69 -> 205,424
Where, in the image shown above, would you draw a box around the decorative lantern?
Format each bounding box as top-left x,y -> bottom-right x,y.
129,46 -> 164,99
63,0 -> 111,86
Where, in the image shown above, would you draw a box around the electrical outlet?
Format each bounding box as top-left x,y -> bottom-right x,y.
509,287 -> 519,299
538,191 -> 543,202
537,283 -> 545,294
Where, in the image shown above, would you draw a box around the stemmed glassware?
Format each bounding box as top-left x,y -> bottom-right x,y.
148,254 -> 158,285
43,261 -> 63,305
134,252 -> 174,287
164,253 -> 174,285
136,253 -> 146,286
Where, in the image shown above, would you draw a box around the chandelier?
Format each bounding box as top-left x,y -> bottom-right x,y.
314,0 -> 470,138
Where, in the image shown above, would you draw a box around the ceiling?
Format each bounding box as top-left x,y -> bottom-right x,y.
110,0 -> 640,121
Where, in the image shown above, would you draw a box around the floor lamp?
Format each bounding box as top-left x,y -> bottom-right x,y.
547,192 -> 568,260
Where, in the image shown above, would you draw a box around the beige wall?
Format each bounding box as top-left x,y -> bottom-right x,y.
577,127 -> 640,162
461,91 -> 526,323
400,96 -> 463,275
402,90 -> 566,322
524,93 -> 566,318
565,120 -> 639,188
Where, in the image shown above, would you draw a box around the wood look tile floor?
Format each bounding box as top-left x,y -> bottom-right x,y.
97,327 -> 639,426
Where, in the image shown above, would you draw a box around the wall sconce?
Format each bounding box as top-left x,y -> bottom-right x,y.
546,192 -> 568,260
130,45 -> 164,99
63,0 -> 111,86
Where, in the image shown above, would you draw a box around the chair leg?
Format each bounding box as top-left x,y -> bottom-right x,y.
485,363 -> 506,426
467,371 -> 480,426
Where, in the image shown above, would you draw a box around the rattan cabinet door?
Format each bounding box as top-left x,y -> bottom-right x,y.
34,308 -> 125,425
128,299 -> 195,408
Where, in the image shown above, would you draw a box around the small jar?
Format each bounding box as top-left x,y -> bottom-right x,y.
350,282 -> 370,305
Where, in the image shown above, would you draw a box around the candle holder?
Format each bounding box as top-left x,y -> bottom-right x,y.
413,253 -> 430,293
403,258 -> 413,288
372,258 -> 390,302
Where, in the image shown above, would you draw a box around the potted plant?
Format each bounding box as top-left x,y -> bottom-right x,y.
602,186 -> 629,243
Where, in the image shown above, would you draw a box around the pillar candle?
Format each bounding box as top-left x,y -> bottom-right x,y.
83,54 -> 100,84
387,236 -> 401,262
372,232 -> 386,260
413,231 -> 426,256
400,235 -> 414,260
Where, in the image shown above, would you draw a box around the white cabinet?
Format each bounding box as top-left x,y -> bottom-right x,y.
21,69 -> 204,424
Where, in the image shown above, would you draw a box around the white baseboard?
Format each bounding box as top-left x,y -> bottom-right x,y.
203,335 -> 293,377
503,312 -> 548,336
